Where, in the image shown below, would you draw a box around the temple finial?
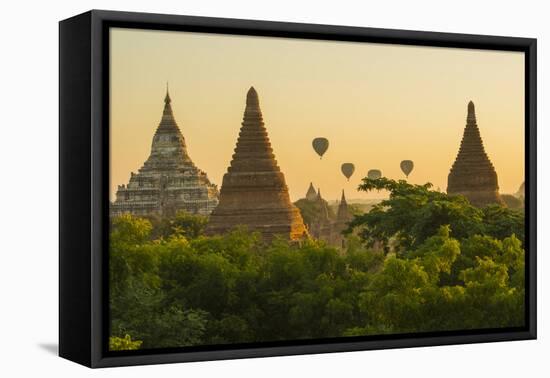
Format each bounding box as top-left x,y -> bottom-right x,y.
467,100 -> 476,123
246,86 -> 259,107
165,82 -> 171,104
159,82 -> 176,125
341,189 -> 346,203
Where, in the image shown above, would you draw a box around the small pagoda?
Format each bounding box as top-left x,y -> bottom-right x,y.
336,190 -> 352,224
447,101 -> 504,207
111,87 -> 219,218
306,189 -> 352,248
305,182 -> 318,201
329,190 -> 353,248
205,87 -> 307,241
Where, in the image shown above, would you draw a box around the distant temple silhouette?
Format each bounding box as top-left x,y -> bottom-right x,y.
305,182 -> 317,201
336,190 -> 352,225
205,87 -> 307,241
302,185 -> 352,248
516,182 -> 525,200
111,87 -> 219,217
447,101 -> 504,207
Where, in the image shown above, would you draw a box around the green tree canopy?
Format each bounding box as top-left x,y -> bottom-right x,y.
347,178 -> 524,253
108,177 -> 525,351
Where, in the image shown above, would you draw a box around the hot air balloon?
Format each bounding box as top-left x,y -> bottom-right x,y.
312,137 -> 329,159
367,169 -> 382,180
400,160 -> 414,178
341,163 -> 355,181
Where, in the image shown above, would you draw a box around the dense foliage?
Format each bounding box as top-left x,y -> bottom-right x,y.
347,178 -> 525,252
109,178 -> 525,350
294,197 -> 335,225
109,335 -> 142,351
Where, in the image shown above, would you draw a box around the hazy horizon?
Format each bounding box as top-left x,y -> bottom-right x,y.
109,28 -> 525,202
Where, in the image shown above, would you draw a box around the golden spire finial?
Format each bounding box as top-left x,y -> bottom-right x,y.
164,82 -> 171,104
467,100 -> 476,123
246,86 -> 259,107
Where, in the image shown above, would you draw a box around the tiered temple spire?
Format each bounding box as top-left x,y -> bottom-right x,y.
144,86 -> 192,167
111,87 -> 219,217
447,101 -> 504,207
205,87 -> 307,241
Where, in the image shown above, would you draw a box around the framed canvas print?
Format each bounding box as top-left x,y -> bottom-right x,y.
59,10 -> 537,368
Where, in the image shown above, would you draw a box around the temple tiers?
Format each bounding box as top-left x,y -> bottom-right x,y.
447,101 -> 504,207
111,88 -> 219,217
205,87 -> 307,241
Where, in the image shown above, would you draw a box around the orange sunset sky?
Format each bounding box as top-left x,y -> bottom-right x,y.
109,27 -> 525,202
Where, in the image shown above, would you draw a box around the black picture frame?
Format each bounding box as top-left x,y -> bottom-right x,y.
59,9 -> 537,368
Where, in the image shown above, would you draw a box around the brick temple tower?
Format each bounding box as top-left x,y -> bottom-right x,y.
447,101 -> 504,207
111,87 -> 219,217
205,87 -> 307,241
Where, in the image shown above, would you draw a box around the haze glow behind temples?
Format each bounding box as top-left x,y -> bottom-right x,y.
109,28 -> 525,202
